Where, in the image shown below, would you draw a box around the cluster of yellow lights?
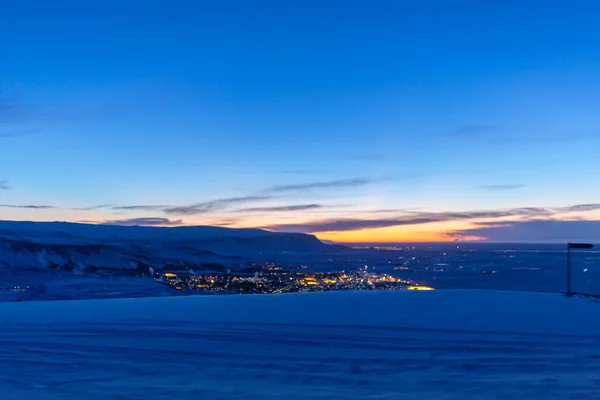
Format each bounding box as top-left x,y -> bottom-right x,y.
301,277 -> 319,285
407,285 -> 435,291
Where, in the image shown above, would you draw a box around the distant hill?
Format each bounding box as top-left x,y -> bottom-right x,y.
319,239 -> 337,245
0,221 -> 342,275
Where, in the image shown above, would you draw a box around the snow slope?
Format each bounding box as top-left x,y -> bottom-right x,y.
0,220 -> 338,275
1,290 -> 599,399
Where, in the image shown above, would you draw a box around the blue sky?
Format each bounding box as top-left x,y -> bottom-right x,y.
1,0 -> 600,241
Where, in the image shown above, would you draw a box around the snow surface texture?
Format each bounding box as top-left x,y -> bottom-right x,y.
1,290 -> 600,399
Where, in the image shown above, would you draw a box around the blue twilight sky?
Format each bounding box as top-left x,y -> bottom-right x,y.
1,0 -> 600,242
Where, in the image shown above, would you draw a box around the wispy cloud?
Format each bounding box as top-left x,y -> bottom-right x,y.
447,124 -> 595,145
112,204 -> 171,211
480,184 -> 526,191
69,178 -> 385,217
71,204 -> 113,211
101,217 -> 183,226
557,203 -> 600,213
236,204 -> 323,213
264,219 -> 421,233
450,220 -> 600,242
164,196 -> 272,216
266,178 -> 374,194
211,219 -> 240,227
263,207 -> 555,233
0,181 -> 8,190
0,204 -> 55,209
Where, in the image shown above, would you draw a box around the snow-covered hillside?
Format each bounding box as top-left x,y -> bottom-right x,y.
1,290 -> 598,399
0,220 -> 338,275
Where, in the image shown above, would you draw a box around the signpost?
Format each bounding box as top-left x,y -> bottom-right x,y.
567,243 -> 594,296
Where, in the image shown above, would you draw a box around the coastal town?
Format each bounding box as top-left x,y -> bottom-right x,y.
157,265 -> 434,294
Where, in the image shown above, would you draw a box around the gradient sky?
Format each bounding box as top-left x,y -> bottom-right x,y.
1,0 -> 600,242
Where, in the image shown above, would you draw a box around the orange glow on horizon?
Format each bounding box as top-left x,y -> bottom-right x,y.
12,210 -> 600,243
312,220 -> 487,243
315,230 -> 485,243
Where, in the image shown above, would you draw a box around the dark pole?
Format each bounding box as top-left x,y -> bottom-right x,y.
567,243 -> 572,296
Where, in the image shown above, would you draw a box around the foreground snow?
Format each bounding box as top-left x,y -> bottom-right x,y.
1,290 -> 599,399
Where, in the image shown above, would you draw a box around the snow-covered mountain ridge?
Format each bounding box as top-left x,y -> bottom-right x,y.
0,220 -> 340,275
